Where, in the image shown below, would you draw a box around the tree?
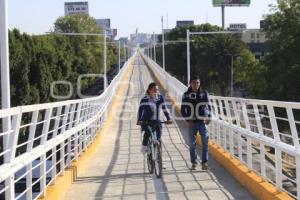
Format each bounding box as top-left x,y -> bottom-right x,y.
260,0 -> 300,101
156,24 -> 256,96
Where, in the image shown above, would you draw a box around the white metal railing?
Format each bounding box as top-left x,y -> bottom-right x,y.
0,53 -> 135,200
142,53 -> 300,200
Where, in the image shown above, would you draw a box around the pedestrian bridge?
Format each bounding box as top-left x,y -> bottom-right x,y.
0,51 -> 299,200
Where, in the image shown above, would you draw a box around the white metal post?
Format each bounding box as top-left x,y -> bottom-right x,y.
118,40 -> 121,72
162,16 -> 165,71
186,29 -> 190,86
153,32 -> 157,62
0,0 -> 11,160
231,55 -> 234,96
104,32 -> 107,89
149,44 -> 152,59
123,43 -> 127,61
1,3 -> 12,198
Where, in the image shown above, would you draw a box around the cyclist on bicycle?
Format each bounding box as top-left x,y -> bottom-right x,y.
136,82 -> 172,154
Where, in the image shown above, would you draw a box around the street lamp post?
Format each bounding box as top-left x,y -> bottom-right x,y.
0,1 -> 13,199
103,32 -> 107,89
123,43 -> 127,61
118,40 -> 121,72
186,30 -> 191,86
149,43 -> 152,59
161,16 -> 165,71
153,32 -> 157,62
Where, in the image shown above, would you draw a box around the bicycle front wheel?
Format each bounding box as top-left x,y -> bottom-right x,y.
147,150 -> 154,174
154,143 -> 162,178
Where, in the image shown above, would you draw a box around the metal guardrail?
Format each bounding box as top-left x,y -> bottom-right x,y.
142,53 -> 300,200
0,53 -> 135,200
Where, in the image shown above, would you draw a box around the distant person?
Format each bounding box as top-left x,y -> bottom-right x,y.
181,76 -> 211,170
136,82 -> 172,153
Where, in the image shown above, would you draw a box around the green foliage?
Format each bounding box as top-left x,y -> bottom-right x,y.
8,15 -> 119,106
259,0 -> 300,101
156,24 -> 256,96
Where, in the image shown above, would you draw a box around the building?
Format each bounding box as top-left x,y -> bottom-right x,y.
64,2 -> 89,16
96,19 -> 111,31
241,29 -> 268,59
119,37 -> 128,45
241,29 -> 267,44
96,19 -> 117,40
176,20 -> 194,28
130,33 -> 152,45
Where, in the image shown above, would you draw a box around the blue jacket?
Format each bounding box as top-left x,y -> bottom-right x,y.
181,87 -> 211,122
137,94 -> 171,122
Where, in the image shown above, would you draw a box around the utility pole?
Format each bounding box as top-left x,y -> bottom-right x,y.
161,16 -> 165,71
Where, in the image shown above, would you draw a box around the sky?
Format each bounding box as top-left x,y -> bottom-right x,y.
7,0 -> 278,38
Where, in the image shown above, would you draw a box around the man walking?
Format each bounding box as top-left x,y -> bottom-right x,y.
181,76 -> 211,170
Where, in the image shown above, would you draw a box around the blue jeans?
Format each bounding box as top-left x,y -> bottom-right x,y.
188,121 -> 209,164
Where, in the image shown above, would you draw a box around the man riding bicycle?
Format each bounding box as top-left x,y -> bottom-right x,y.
136,82 -> 172,154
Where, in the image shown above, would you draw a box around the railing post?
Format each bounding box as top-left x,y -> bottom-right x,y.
51,106 -> 62,184
26,110 -> 39,199
296,155 -> 300,200
253,104 -> 266,178
267,105 -> 282,189
5,110 -> 22,200
225,99 -> 234,154
40,108 -> 52,198
241,101 -> 252,169
60,105 -> 70,176
74,102 -> 83,160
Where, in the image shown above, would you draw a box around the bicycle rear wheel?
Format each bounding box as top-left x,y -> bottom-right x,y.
154,142 -> 162,178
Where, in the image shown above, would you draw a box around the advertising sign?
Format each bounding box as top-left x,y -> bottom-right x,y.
213,0 -> 250,7
65,2 -> 89,16
229,23 -> 247,31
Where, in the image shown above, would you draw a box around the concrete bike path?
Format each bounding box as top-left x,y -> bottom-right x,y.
63,55 -> 255,200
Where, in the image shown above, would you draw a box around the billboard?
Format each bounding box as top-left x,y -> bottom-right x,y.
229,23 -> 247,31
213,0 -> 250,7
64,2 -> 89,16
176,21 -> 194,28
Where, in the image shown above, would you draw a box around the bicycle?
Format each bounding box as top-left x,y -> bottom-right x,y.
142,121 -> 169,178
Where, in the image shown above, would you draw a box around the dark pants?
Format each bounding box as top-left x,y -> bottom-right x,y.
142,124 -> 162,146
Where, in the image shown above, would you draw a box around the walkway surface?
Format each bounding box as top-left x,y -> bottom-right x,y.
63,55 -> 256,200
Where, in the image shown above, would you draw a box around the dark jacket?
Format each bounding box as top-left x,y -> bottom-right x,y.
181,87 -> 211,122
137,94 -> 171,122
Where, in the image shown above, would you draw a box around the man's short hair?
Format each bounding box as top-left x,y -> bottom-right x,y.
190,76 -> 200,82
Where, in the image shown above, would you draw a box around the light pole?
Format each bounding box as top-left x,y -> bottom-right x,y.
149,43 -> 152,59
123,43 -> 127,61
153,32 -> 157,62
103,32 -> 107,89
161,16 -> 165,71
48,32 -> 108,89
118,40 -> 121,72
0,1 -> 13,199
231,55 -> 233,96
186,30 -> 241,86
186,30 -> 191,86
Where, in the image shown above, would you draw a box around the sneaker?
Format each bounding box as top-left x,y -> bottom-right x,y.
140,145 -> 147,154
162,163 -> 167,169
201,163 -> 209,170
190,163 -> 197,170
